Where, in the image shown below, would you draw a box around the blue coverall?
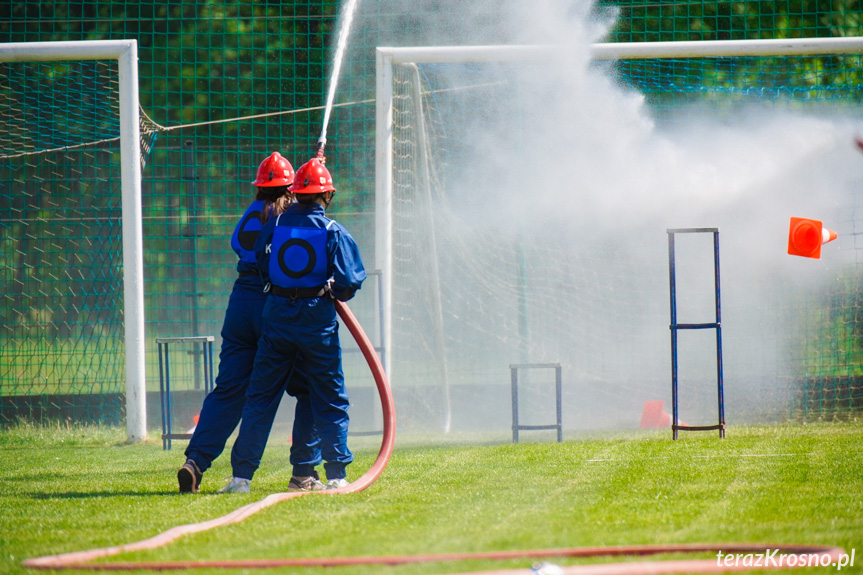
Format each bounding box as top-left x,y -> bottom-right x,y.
184,200 -> 286,473
230,201 -> 366,481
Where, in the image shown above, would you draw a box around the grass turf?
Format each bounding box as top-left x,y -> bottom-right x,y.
1,421 -> 862,575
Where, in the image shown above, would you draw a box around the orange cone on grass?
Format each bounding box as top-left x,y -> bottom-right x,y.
640,400 -> 688,429
787,217 -> 837,259
640,401 -> 670,428
186,414 -> 200,434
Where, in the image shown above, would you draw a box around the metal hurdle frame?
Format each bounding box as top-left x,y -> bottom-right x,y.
667,228 -> 726,440
510,363 -> 562,443
157,336 -> 215,450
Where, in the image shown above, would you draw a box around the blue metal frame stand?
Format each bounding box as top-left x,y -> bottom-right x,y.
511,363 -> 562,443
667,228 -> 726,440
157,336 -> 215,450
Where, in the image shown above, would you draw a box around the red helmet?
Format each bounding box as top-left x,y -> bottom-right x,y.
251,152 -> 295,187
291,158 -> 335,194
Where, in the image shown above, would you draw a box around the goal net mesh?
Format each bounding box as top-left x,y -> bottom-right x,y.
389,50 -> 863,436
0,59 -> 157,425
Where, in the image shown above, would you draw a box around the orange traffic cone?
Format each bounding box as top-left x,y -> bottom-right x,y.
787,217 -> 837,259
640,400 -> 671,428
186,414 -> 200,434
640,400 -> 688,429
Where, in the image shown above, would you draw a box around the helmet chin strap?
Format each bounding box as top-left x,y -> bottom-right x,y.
322,190 -> 334,208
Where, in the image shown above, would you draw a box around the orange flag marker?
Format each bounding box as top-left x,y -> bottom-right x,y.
787,217 -> 837,259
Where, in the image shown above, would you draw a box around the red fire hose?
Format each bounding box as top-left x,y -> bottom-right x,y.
21,304 -> 844,575
22,300 -> 396,570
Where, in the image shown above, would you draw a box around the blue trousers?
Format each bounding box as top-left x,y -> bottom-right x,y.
231,296 -> 352,481
185,278 -> 271,472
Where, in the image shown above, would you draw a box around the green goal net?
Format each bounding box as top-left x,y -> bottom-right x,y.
0,56 -> 157,427
383,42 -> 863,434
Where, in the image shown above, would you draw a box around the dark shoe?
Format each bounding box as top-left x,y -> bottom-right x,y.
178,459 -> 203,493
288,470 -> 325,492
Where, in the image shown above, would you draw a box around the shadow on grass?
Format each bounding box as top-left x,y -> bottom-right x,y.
23,490 -> 236,499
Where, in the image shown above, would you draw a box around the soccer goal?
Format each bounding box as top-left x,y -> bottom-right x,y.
375,37 -> 863,435
0,40 -> 149,442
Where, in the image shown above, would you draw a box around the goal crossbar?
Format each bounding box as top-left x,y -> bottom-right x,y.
378,37 -> 863,66
0,40 -> 146,442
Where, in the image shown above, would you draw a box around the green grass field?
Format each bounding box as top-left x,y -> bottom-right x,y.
2,421 -> 862,575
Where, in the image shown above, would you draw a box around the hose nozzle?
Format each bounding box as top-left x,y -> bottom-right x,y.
315,139 -> 327,163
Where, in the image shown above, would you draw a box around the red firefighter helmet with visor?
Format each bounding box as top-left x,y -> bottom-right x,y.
251,152 -> 295,187
291,158 -> 335,194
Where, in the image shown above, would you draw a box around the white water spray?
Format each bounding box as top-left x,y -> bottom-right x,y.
317,0 -> 361,156
343,0 -> 863,434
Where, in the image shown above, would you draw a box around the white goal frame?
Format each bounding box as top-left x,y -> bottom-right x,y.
375,36 -> 863,381
0,40 -> 146,443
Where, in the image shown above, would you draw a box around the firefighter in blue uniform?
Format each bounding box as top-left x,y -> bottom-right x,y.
177,152 -> 295,493
221,157 -> 366,493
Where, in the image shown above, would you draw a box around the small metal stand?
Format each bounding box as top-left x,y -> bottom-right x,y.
510,363 -> 562,443
157,336 -> 215,450
667,228 -> 725,440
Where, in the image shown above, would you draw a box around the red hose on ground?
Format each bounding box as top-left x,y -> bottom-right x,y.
22,300 -> 396,570
26,543 -> 847,573
20,305 -> 845,575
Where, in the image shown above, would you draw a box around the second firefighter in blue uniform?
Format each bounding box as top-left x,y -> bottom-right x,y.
177,152 -> 294,493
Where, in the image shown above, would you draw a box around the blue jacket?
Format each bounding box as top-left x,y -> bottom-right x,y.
254,202 -> 366,302
231,200 -> 267,275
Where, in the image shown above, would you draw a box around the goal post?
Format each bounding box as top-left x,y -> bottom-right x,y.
375,37 -> 863,432
375,44 -> 554,382
0,40 -> 146,442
